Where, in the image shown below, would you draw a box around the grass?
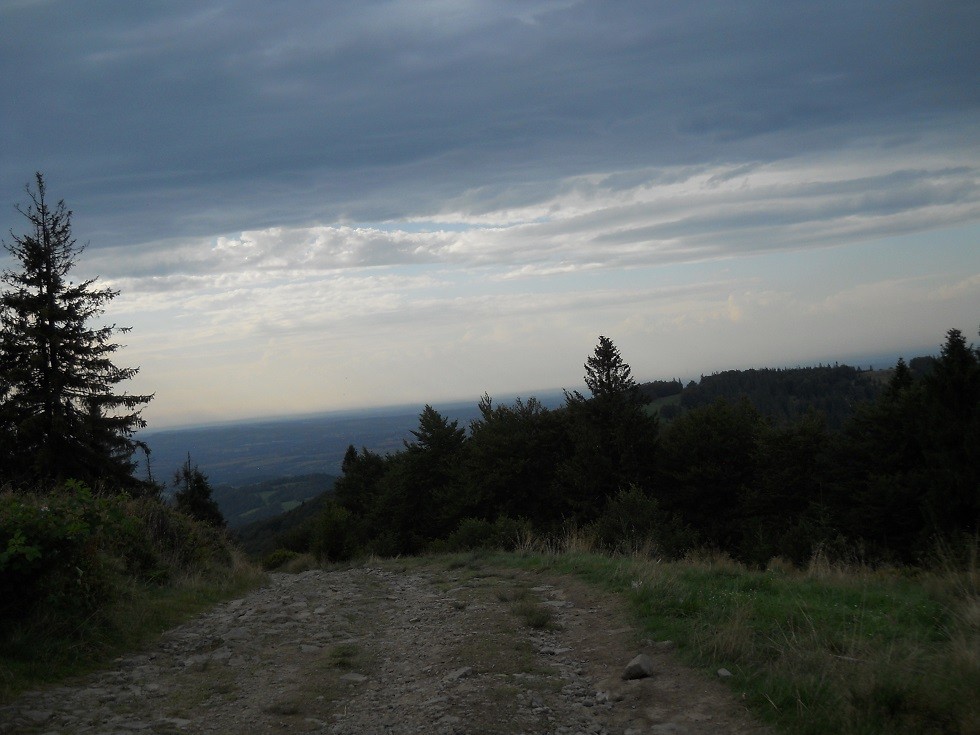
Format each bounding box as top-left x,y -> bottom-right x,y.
512,597 -> 556,630
0,553 -> 265,704
501,585 -> 558,630
481,544 -> 978,735
328,641 -> 362,670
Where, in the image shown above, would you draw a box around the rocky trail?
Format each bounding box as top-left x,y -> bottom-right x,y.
1,560 -> 769,734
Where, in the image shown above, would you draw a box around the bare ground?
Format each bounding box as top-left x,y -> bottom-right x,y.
1,558 -> 770,734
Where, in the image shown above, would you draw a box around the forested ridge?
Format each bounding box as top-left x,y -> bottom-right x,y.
262,330 -> 980,568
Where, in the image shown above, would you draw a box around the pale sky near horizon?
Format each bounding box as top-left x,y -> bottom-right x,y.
1,1 -> 978,429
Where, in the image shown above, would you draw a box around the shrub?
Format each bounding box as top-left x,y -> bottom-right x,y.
491,516 -> 533,551
0,483 -> 127,623
262,548 -> 299,570
0,484 -> 238,631
593,485 -> 692,556
445,516 -> 533,552
119,495 -> 232,580
446,518 -> 495,551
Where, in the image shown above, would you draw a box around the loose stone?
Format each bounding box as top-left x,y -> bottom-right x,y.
622,654 -> 656,680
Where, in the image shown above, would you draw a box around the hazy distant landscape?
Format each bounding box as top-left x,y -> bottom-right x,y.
137,392 -> 569,487
138,406 -> 424,486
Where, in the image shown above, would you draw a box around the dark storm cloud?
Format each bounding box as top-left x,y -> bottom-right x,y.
1,0 -> 978,254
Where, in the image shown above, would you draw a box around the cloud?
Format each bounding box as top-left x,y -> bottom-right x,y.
2,1 -> 978,248
2,1 -> 978,427
73,153 -> 979,296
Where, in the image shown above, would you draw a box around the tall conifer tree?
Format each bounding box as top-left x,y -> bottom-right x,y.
0,173 -> 152,489
561,336 -> 658,517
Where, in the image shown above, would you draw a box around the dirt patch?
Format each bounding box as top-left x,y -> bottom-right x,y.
0,560 -> 770,734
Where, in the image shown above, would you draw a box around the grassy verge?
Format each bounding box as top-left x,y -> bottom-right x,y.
0,551 -> 265,704
474,546 -> 977,735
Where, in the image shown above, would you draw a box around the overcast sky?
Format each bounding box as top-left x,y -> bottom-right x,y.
1,1 -> 978,429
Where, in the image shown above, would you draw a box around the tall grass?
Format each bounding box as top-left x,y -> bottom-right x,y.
0,487 -> 266,703
493,531 -> 979,735
0,550 -> 264,703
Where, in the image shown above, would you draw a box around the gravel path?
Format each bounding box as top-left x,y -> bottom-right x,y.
1,562 -> 769,734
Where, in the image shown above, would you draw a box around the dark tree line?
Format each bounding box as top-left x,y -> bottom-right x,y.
668,364 -> 886,429
312,329 -> 978,566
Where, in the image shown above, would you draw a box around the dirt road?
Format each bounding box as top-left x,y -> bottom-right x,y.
1,559 -> 769,734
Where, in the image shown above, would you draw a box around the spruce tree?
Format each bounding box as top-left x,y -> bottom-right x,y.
583,335 -> 639,399
0,173 -> 153,489
173,456 -> 225,527
561,336 -> 658,518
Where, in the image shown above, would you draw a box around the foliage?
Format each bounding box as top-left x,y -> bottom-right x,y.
445,516 -> 532,552
172,455 -> 225,528
1,535 -> 261,703
637,378 -> 683,402
657,397 -> 767,552
560,336 -> 660,518
0,483 -> 238,636
0,483 -> 123,623
0,174 -> 153,490
310,499 -> 356,562
462,395 -> 570,524
121,493 -> 233,579
836,327 -> 980,561
581,335 -> 640,399
268,325 -> 978,569
675,364 -> 883,428
592,485 -> 692,556
262,547 -> 300,570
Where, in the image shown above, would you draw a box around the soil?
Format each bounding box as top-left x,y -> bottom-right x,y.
1,559 -> 771,734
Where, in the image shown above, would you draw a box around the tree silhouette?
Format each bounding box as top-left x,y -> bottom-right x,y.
173,455 -> 225,527
580,335 -> 640,400
561,336 -> 658,517
0,173 -> 153,489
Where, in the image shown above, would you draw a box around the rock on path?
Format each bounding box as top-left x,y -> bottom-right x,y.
1,564 -> 769,734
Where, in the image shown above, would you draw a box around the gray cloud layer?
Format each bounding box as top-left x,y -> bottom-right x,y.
2,0 -> 978,254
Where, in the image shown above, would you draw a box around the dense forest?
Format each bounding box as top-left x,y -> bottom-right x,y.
270,330 -> 979,567
640,363 -> 898,429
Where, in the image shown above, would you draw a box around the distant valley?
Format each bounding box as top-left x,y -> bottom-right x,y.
137,393 -> 568,527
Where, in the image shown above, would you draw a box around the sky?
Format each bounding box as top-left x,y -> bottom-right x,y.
1,1 -> 978,429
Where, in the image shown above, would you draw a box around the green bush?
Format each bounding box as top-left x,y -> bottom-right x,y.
491,516 -> 532,550
446,517 -> 494,551
120,495 -> 232,580
593,485 -> 693,556
0,484 -> 238,630
0,483 -> 124,623
262,548 -> 300,570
